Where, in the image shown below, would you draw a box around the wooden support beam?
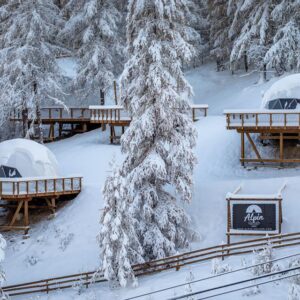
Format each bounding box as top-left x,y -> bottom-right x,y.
9,201 -> 24,227
280,133 -> 284,161
245,132 -> 262,161
24,201 -> 29,227
241,132 -> 245,166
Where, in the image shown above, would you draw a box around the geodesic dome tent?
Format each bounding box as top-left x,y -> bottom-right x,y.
0,139 -> 59,177
262,74 -> 300,109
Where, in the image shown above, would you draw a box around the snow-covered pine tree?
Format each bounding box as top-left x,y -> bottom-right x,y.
0,0 -> 67,141
229,0 -> 275,81
62,0 -> 122,103
185,1 -> 209,68
120,0 -> 197,261
207,0 -> 232,71
0,234 -> 7,299
98,161 -> 143,287
265,1 -> 300,74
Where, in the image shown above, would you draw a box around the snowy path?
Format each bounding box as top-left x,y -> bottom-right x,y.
3,65 -> 300,299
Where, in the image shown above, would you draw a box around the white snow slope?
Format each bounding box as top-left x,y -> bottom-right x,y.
3,65 -> 300,300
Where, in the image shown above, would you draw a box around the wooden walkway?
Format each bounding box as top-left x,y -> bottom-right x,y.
11,104 -> 208,143
3,232 -> 300,297
225,109 -> 300,165
0,176 -> 82,233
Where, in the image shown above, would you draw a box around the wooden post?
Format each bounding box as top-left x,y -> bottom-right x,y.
114,81 -> 118,105
241,132 -> 245,166
24,200 -> 29,227
280,133 -> 284,162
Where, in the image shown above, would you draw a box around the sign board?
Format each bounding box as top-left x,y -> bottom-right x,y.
0,165 -> 22,178
230,200 -> 279,234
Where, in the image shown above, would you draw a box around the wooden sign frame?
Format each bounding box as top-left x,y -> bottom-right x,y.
226,187 -> 283,245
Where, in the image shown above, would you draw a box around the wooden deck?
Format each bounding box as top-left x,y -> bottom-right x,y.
0,176 -> 82,233
225,110 -> 300,165
11,104 -> 208,143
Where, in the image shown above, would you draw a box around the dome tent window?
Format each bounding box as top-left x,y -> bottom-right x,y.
0,165 -> 21,178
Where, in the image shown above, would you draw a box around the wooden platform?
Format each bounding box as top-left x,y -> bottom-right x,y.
225,110 -> 300,165
11,104 -> 208,143
0,176 -> 82,233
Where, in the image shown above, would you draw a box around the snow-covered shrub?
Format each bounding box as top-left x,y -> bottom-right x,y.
251,241 -> 274,276
289,284 -> 300,300
243,285 -> 261,297
184,270 -> 195,300
211,258 -> 232,275
288,258 -> 300,285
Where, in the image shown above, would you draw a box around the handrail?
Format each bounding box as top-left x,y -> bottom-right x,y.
225,110 -> 300,129
0,176 -> 82,198
3,232 -> 300,297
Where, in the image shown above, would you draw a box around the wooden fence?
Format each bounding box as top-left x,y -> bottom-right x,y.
3,232 -> 300,297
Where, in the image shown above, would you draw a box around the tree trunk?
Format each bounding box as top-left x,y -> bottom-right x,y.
34,82 -> 43,143
100,89 -> 105,105
21,105 -> 28,138
244,51 -> 248,73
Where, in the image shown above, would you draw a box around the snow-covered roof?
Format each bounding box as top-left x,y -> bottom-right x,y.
0,139 -> 59,177
262,74 -> 300,108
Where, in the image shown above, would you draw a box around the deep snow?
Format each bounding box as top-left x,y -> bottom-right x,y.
3,64 -> 300,299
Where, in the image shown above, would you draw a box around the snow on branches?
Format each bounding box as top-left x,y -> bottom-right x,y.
62,0 -> 122,98
0,0 -> 67,141
98,160 -> 143,287
120,0 -> 198,261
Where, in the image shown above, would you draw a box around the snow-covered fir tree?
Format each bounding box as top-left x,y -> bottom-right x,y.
98,160 -> 143,287
265,1 -> 300,74
184,1 -> 209,68
119,0 -> 197,261
0,234 -> 6,299
208,0 -> 232,71
62,0 -> 122,103
0,0 -> 67,141
229,0 -> 275,81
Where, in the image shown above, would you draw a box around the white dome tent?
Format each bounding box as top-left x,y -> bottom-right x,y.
262,74 -> 300,109
0,139 -> 59,178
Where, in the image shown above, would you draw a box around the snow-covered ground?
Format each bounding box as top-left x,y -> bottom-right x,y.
3,64 -> 300,299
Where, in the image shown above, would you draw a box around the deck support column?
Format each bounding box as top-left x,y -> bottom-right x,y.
24,200 -> 29,228
241,131 -> 245,166
280,133 -> 284,161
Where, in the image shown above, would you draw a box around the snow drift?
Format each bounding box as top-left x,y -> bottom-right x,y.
262,74 -> 300,108
0,139 -> 59,177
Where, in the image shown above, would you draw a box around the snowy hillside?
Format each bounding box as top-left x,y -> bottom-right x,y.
3,65 -> 300,299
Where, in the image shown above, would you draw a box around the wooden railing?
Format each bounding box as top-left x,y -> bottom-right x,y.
192,104 -> 208,121
10,107 -> 91,122
89,105 -> 130,124
90,104 -> 209,124
4,232 -> 300,297
225,110 -> 300,129
0,177 -> 82,199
